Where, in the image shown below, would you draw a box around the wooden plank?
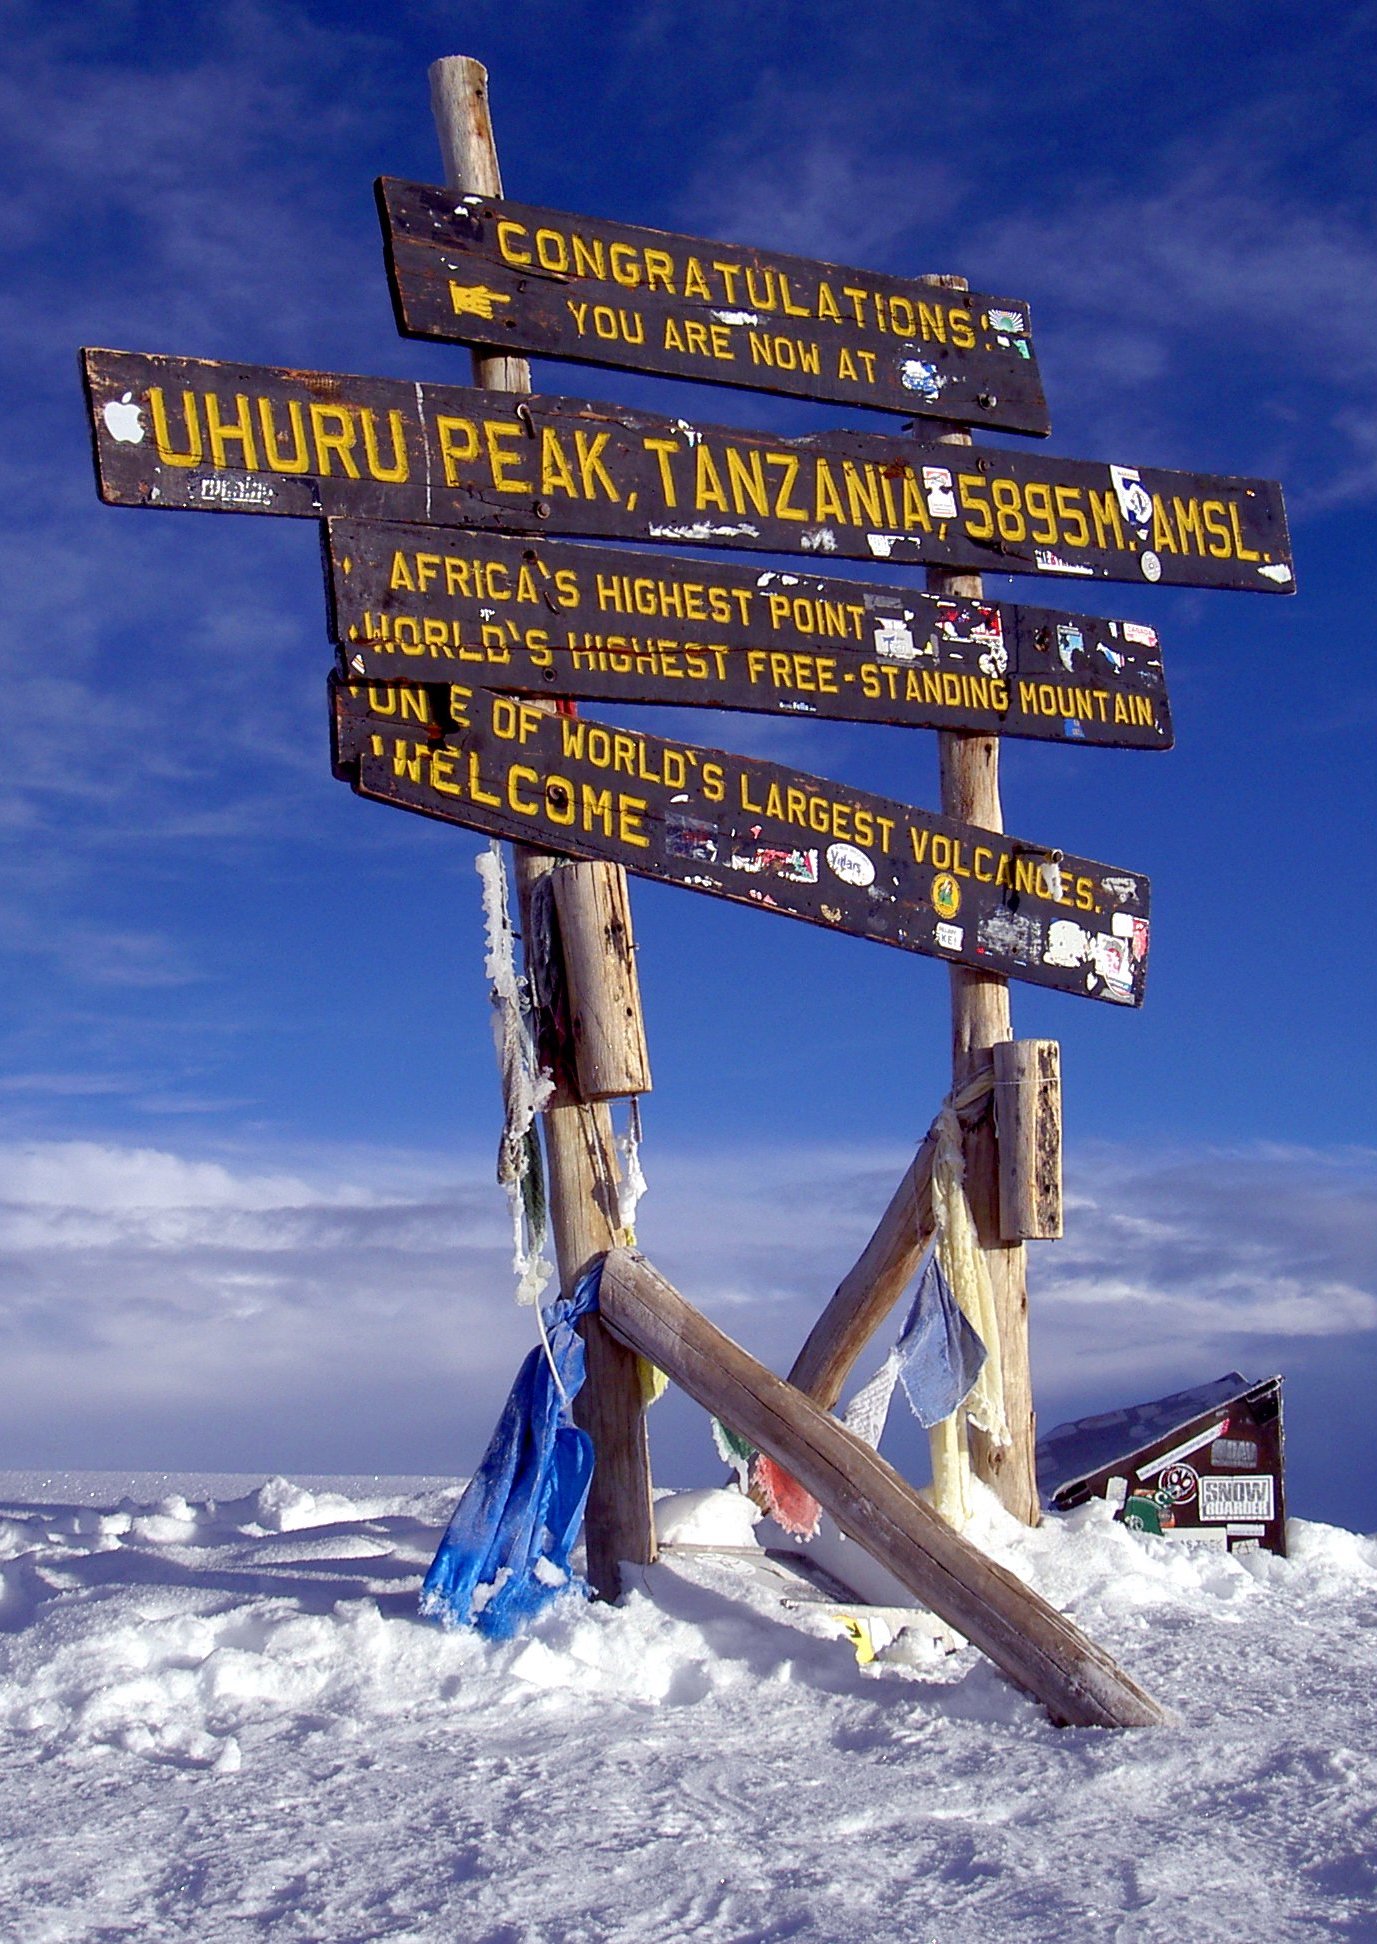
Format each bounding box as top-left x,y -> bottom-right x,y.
325,521 -> 1173,750
428,51 -> 656,1602
376,176 -> 1051,436
994,1039 -> 1063,1241
595,1247 -> 1167,1728
330,674 -> 1153,1006
83,349 -> 1294,593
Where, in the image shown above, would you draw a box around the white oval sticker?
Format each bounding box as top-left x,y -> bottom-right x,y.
827,843 -> 875,887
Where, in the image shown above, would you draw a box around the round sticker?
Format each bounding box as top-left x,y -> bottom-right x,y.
931,873 -> 962,921
1158,1463 -> 1199,1505
1140,550 -> 1162,582
826,842 -> 875,888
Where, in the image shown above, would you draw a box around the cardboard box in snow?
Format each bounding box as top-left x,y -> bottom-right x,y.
1036,1372 -> 1286,1557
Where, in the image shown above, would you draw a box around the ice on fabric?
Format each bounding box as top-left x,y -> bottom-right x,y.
478,842 -> 556,1307
710,1416 -> 756,1488
420,1265 -> 599,1638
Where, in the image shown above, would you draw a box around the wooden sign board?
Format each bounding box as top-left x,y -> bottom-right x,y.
376,177 -> 1051,436
83,349 -> 1294,594
330,676 -> 1152,1007
326,521 -> 1173,749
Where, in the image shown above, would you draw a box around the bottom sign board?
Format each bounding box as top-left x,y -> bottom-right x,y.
330,678 -> 1151,1006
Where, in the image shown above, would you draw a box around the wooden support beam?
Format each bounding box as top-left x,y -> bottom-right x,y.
787,1138 -> 935,1410
925,271 -> 1038,1526
994,1039 -> 1063,1241
598,1248 -> 1167,1729
431,56 -> 656,1599
550,862 -> 652,1102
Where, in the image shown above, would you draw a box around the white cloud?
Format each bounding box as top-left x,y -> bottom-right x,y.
967,141 -> 1377,499
1,1132 -> 1371,1481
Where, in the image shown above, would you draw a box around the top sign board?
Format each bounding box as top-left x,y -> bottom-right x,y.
82,349 -> 1294,596
377,178 -> 1051,437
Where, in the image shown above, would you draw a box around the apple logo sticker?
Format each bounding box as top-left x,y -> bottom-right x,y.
102,392 -> 145,444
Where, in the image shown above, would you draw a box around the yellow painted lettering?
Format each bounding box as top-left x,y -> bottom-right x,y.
148,388 -> 202,467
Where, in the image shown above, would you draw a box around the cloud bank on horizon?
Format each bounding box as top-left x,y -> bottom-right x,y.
1,1132 -> 1370,1528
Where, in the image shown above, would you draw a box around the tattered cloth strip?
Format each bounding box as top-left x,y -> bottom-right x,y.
616,1097 -> 648,1239
923,1076 -> 1010,1529
835,1071 -> 1006,1531
841,1236 -> 987,1442
420,1265 -> 599,1638
711,1417 -> 756,1490
612,1099 -> 667,1410
478,843 -> 555,1309
712,1426 -> 819,1541
929,1094 -> 1009,1452
751,1452 -> 821,1542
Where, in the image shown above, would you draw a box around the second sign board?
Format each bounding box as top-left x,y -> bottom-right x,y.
83,349 -> 1293,594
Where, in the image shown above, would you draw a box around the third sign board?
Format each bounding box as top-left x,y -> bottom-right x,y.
327,521 -> 1172,749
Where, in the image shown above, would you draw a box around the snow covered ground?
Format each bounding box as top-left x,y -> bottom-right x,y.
1,1471 -> 1375,1941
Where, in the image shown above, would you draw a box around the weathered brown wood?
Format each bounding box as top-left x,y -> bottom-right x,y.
787,1140 -> 935,1410
81,348 -> 1295,593
597,1248 -> 1167,1729
428,59 -> 531,397
431,54 -> 655,1598
994,1039 -> 1064,1240
330,675 -> 1154,1007
325,521 -> 1174,750
927,274 -> 1038,1526
549,860 -> 652,1100
376,175 -> 1051,436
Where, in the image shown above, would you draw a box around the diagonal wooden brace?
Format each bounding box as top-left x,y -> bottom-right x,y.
599,1246 -> 1167,1729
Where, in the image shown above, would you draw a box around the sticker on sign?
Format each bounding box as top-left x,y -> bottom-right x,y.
1198,1474 -> 1275,1522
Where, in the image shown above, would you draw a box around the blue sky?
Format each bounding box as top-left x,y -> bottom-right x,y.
2,1 -> 1375,1527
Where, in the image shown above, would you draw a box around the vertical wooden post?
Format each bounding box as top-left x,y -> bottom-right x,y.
430,56 -> 656,1598
924,273 -> 1039,1525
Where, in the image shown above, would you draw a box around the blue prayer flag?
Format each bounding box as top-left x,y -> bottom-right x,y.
420,1265 -> 600,1638
894,1245 -> 988,1429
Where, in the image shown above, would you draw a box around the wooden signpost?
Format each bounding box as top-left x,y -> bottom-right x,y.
375,177 -> 1053,434
326,520 -> 1173,748
331,674 -> 1152,1005
83,347 -> 1293,591
427,54 -> 656,1603
78,45 -> 1295,1730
